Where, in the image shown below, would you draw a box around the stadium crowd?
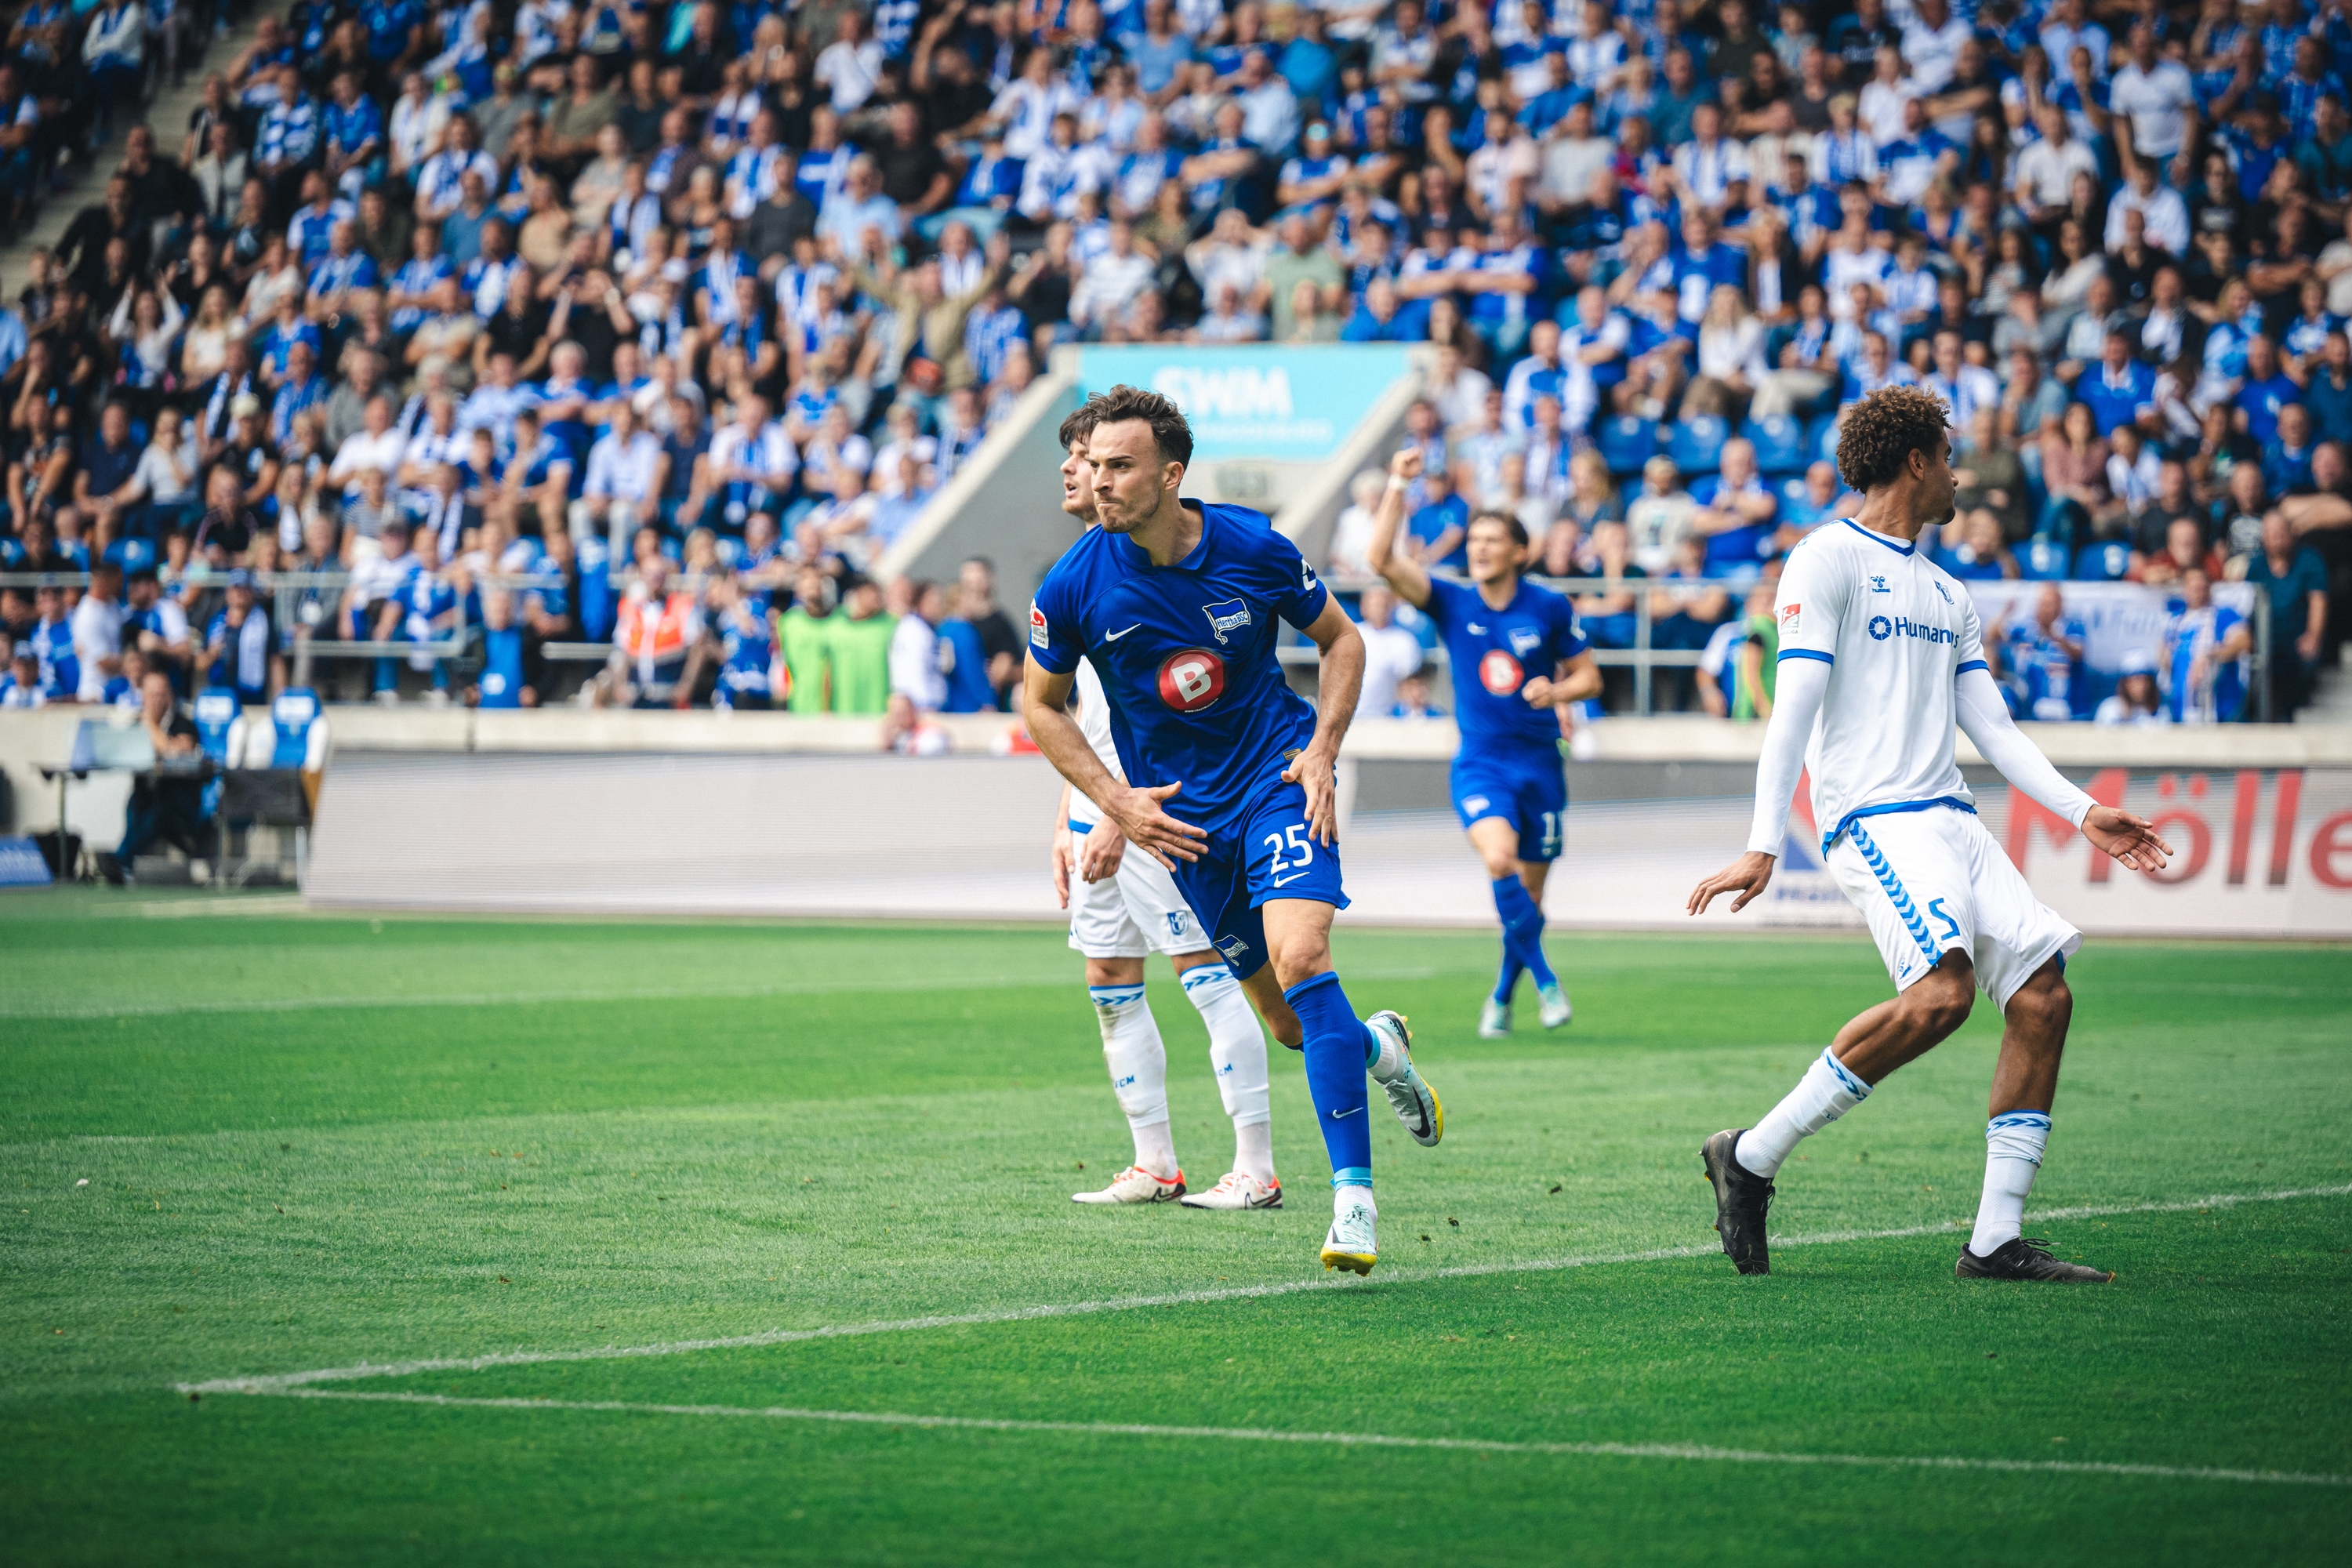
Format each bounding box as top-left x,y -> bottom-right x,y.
0,0 -> 2346,731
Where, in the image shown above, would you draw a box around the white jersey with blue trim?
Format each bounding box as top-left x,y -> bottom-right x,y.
1065,656 -> 1123,830
1767,517 -> 1988,853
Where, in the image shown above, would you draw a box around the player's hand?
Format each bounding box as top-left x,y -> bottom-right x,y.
1688,850 -> 1777,916
1520,676 -> 1557,706
2082,804 -> 2174,875
1282,744 -> 1341,846
1108,780 -> 1208,869
1051,826 -> 1074,909
1078,824 -> 1127,883
1388,445 -> 1423,482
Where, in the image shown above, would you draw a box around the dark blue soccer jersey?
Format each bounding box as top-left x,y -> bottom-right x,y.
1030,502 -> 1328,835
1422,575 -> 1589,759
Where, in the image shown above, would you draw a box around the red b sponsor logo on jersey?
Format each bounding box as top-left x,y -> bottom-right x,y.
1478,648 -> 1525,695
1158,648 -> 1228,713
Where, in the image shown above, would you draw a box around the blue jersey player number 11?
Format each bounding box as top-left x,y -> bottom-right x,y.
1022,386 -> 1446,1279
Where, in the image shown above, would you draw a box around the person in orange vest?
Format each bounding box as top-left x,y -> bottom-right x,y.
600,556 -> 704,707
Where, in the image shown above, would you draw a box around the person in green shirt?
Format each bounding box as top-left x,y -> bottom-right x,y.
778,566 -> 836,715
825,574 -> 898,716
1732,581 -> 1779,722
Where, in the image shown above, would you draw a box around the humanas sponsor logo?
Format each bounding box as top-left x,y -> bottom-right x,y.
1867,614 -> 1956,644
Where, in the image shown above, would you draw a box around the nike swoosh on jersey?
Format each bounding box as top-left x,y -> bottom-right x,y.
1272,870 -> 1312,887
1103,624 -> 1143,641
1468,622 -> 1486,633
1329,1106 -> 1363,1119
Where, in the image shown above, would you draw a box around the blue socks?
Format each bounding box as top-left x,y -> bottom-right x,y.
1491,875 -> 1555,994
1283,971 -> 1375,1189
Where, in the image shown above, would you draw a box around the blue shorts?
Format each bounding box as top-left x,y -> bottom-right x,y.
1170,778 -> 1349,982
1450,749 -> 1569,862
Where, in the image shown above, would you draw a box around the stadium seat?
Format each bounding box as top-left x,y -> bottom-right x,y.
191,688 -> 241,765
267,688 -> 324,770
1596,415 -> 1658,477
1778,475 -> 1811,510
1668,414 -> 1729,474
2074,540 -> 2132,580
1809,413 -> 1842,466
104,536 -> 157,573
2017,537 -> 2071,579
1744,415 -> 1807,475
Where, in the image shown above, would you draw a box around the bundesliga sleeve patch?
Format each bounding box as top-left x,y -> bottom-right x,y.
1029,604 -> 1049,649
1780,603 -> 1802,635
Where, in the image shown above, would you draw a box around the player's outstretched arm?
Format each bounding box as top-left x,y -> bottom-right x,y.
1955,666 -> 2173,874
1023,654 -> 1207,869
1689,653 -> 1832,916
1366,447 -> 1435,609
1282,596 -> 1366,847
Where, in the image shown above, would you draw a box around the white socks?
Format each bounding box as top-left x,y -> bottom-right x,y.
1970,1112 -> 2050,1257
1097,964 -> 1280,1185
1091,983 -> 1175,1177
1736,1047 -> 1872,1178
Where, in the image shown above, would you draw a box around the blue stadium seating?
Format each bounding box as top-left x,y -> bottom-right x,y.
2016,537 -> 2071,579
1668,415 -> 1729,474
1808,413 -> 1842,466
1596,415 -> 1659,476
2073,540 -> 2132,580
103,536 -> 157,573
1744,415 -> 1808,475
1777,475 -> 1811,511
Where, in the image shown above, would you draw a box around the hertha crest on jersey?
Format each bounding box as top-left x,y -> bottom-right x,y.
1202,598 -> 1251,643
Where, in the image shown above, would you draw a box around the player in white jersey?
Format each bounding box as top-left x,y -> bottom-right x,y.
1688,387 -> 2173,1283
1048,407 -> 1283,1210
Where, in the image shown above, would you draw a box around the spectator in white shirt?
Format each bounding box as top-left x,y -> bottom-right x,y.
2104,158 -> 2190,254
70,560 -> 124,702
1900,0 -> 1971,93
2013,107 -> 2100,225
328,393 -> 408,496
1069,220 -> 1156,334
1352,584 -> 1428,720
572,401 -> 666,559
2107,25 -> 2196,163
813,9 -> 885,113
887,576 -> 948,710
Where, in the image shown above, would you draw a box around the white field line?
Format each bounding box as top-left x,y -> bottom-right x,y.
5,966 -> 1442,1022
220,1388 -> 2352,1488
180,1182 -> 2352,1398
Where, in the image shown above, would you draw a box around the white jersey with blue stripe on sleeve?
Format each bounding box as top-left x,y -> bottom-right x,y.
1770,517 -> 1987,855
1029,501 -> 1327,837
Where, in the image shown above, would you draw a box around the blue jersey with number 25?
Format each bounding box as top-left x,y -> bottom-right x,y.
1029,502 -> 1329,836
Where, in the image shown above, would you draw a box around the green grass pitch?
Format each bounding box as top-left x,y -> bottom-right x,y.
2,891 -> 2348,1565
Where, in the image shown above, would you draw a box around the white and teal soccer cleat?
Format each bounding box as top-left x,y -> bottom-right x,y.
1478,996 -> 1512,1039
1320,1192 -> 1377,1275
1178,1171 -> 1283,1210
1367,1010 -> 1443,1146
1072,1165 -> 1186,1205
1537,982 -> 1573,1029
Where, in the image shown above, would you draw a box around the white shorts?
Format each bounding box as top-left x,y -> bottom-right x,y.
1067,822 -> 1213,959
1824,805 -> 2081,1009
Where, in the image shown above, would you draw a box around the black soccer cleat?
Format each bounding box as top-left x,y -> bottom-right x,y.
1701,1128 -> 1775,1276
1956,1236 -> 2114,1283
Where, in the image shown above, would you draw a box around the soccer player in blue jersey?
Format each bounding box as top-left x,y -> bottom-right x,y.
1023,386 -> 1445,1276
1365,445 -> 1602,1039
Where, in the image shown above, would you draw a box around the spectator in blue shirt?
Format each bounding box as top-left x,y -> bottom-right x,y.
2234,334 -> 2303,445
2077,335 -> 2158,433
2261,401 -> 2318,495
1406,467 -> 1470,570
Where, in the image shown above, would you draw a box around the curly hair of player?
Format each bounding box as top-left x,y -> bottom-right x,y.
1834,386 -> 1953,492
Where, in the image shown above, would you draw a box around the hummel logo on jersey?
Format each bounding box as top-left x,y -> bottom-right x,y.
1869,574 -> 1891,593
1933,579 -> 1953,604
1868,615 -> 1956,645
1202,598 -> 1252,643
1104,623 -> 1142,641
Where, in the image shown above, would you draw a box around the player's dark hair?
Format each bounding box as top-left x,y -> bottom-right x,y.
1467,509 -> 1530,550
1056,405 -> 1098,452
1087,384 -> 1193,468
1835,386 -> 1951,492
